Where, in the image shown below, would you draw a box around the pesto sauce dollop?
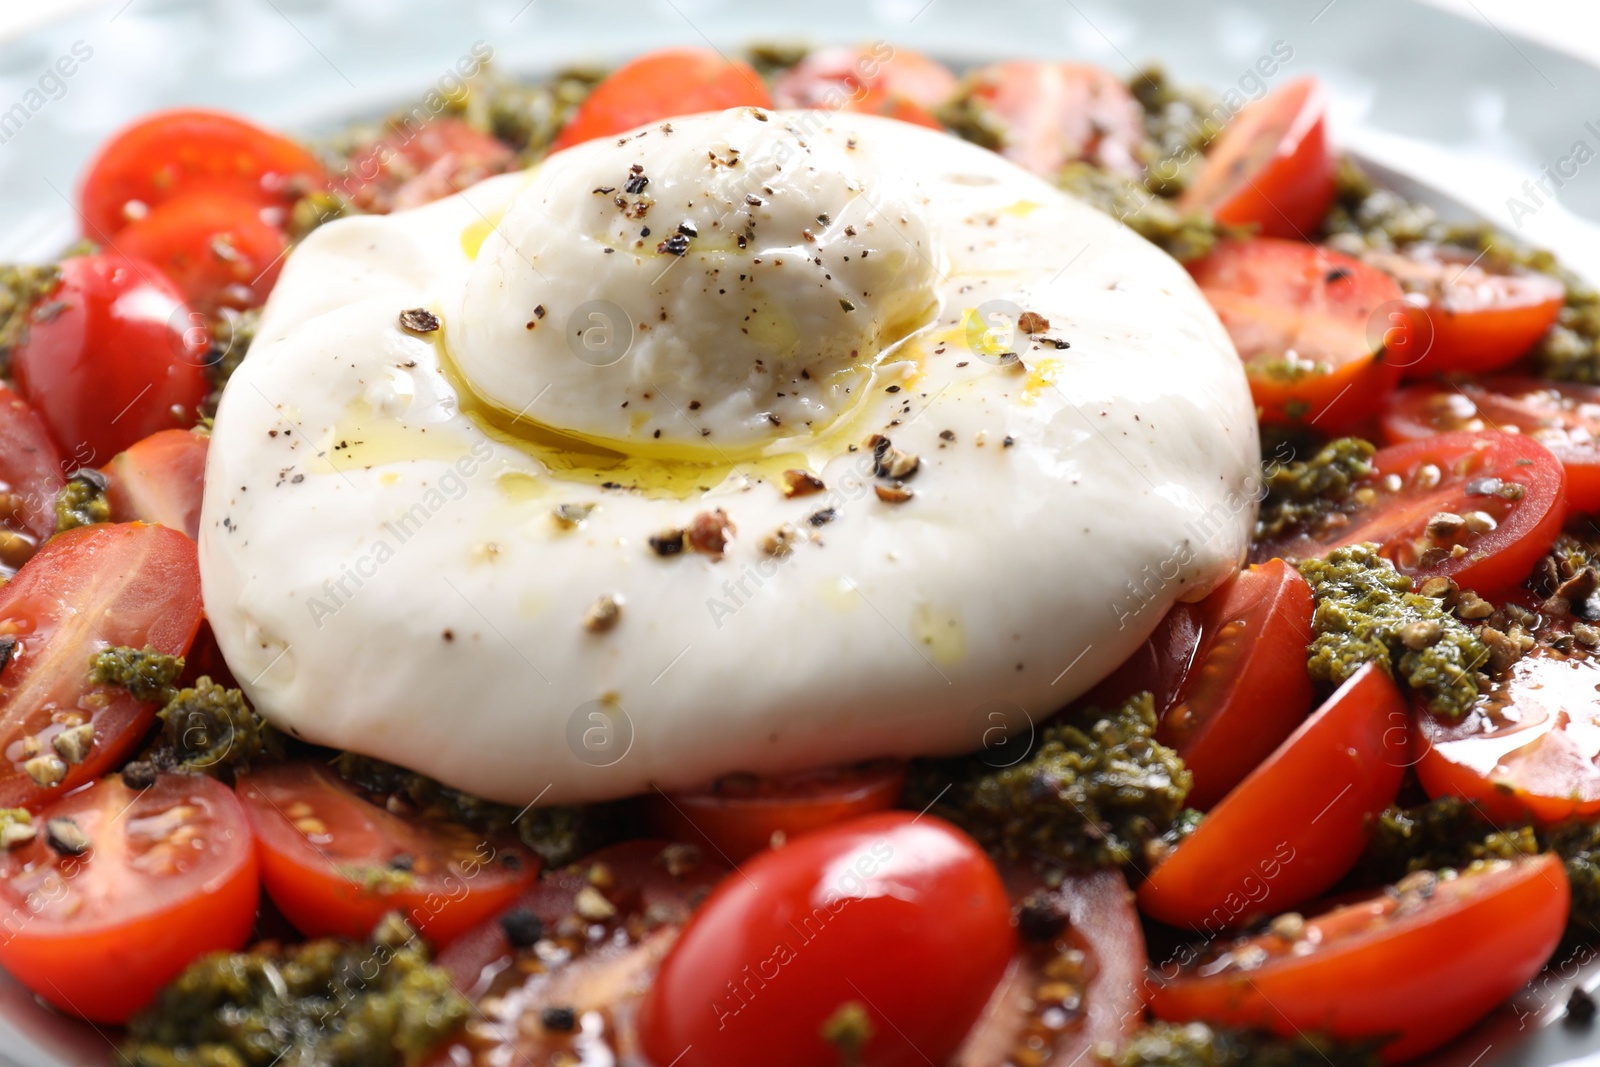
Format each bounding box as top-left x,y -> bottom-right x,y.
1255,437 -> 1375,541
1117,1021 -> 1380,1067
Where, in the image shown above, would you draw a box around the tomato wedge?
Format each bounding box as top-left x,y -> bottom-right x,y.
549,48 -> 772,153
342,117 -> 517,214
1149,854 -> 1569,1062
1138,663 -> 1408,931
646,760 -> 906,863
638,812 -> 1014,1067
1189,238 -> 1406,431
1253,429 -> 1567,593
1382,377 -> 1600,512
0,523 -> 203,809
115,191 -> 289,312
949,61 -> 1144,177
0,383 -> 65,570
772,45 -> 956,128
1179,77 -> 1335,240
1362,245 -> 1565,378
1416,642 -> 1600,824
237,761 -> 538,947
0,773 -> 258,1024
103,429 -> 208,541
78,108 -> 324,241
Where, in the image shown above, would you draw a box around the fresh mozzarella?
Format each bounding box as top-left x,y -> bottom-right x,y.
199,109 -> 1259,805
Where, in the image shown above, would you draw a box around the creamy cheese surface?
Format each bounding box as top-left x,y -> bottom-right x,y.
199,109 -> 1259,805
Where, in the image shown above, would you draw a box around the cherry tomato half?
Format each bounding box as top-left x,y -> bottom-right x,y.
341,117 -> 517,214
103,428 -> 208,541
550,48 -> 772,153
1138,662 -> 1408,931
950,61 -> 1144,177
1253,429 -> 1567,593
10,254 -> 209,465
773,45 -> 956,128
0,523 -> 203,810
1362,245 -> 1565,378
1382,377 -> 1600,513
1189,238 -> 1406,432
1179,77 -> 1335,240
646,760 -> 906,863
637,812 -> 1014,1067
78,108 -> 325,241
1149,854 -> 1569,1063
0,773 -> 258,1024
1416,642 -> 1600,824
0,384 -> 65,567
237,761 -> 538,947
115,191 -> 289,313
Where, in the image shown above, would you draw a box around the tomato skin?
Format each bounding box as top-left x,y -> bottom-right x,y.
646,761 -> 906,863
238,761 -> 539,947
1138,663 -> 1408,930
1149,854 -> 1569,1063
1189,239 -> 1406,432
11,255 -> 208,466
1361,246 -> 1566,378
340,117 -> 517,214
1180,77 -> 1334,240
637,812 -> 1014,1067
773,46 -> 956,128
954,61 -> 1144,177
0,383 -> 66,552
550,48 -> 772,153
0,773 -> 258,1024
0,523 -> 203,810
115,192 -> 289,313
1381,377 -> 1600,513
103,428 -> 208,541
78,108 -> 324,240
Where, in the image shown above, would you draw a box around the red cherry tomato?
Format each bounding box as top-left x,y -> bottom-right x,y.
115,192 -> 289,313
1362,245 -> 1565,377
773,45 -> 956,128
1416,643 -> 1600,824
1179,77 -> 1335,240
646,760 -> 906,863
1189,238 -> 1407,432
102,428 -> 208,541
339,117 -> 517,214
953,61 -> 1144,177
237,761 -> 538,947
637,812 -> 1014,1067
1253,429 -> 1567,593
0,383 -> 66,564
0,523 -> 202,810
1382,377 -> 1600,512
0,772 -> 258,1024
78,108 -> 324,240
1138,663 -> 1408,931
1149,854 -> 1569,1063
550,48 -> 773,153
10,254 -> 208,466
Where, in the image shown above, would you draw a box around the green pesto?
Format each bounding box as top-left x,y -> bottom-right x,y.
744,41 -> 810,79
935,81 -> 1006,153
122,914 -> 468,1067
1057,162 -> 1220,263
1117,1022 -> 1380,1067
1255,437 -> 1375,540
53,472 -> 111,534
1128,65 -> 1224,196
0,264 -> 60,376
1298,545 -> 1488,718
89,646 -> 186,704
444,66 -> 602,161
906,692 -> 1192,871
153,678 -> 285,777
1547,819 -> 1600,945
333,864 -> 417,894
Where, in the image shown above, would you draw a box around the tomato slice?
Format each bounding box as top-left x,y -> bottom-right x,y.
1253,429 -> 1567,593
646,760 -> 906,863
1148,854 -> 1569,1062
0,383 -> 65,570
341,117 -> 517,214
103,429 -> 208,541
549,48 -> 773,153
951,61 -> 1144,177
1362,245 -> 1565,378
0,523 -> 202,809
1382,377 -> 1600,513
1416,642 -> 1600,824
0,772 -> 258,1024
237,761 -> 538,947
1189,238 -> 1406,431
637,812 -> 1014,1067
1138,662 -> 1408,931
772,46 -> 956,128
114,192 -> 289,313
11,254 -> 209,465
78,108 -> 325,241
1179,77 -> 1335,240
